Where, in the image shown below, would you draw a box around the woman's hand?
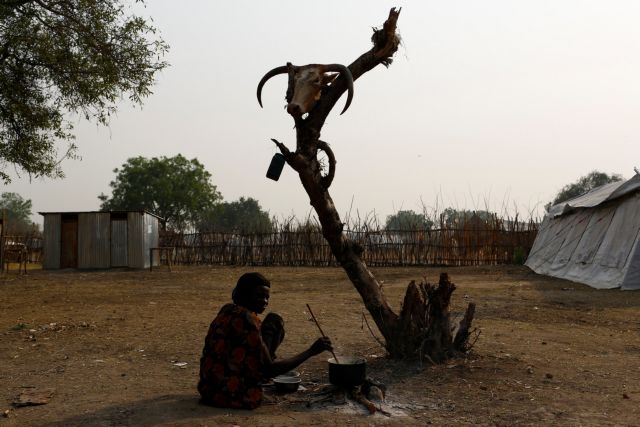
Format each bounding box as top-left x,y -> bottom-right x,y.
309,336 -> 333,356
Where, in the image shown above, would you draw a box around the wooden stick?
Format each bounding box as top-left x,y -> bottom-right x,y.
306,304 -> 340,364
362,311 -> 386,349
349,388 -> 376,414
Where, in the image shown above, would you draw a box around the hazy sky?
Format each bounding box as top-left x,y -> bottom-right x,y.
5,1 -> 640,225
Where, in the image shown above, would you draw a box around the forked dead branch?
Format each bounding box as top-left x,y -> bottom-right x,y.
257,8 -> 475,361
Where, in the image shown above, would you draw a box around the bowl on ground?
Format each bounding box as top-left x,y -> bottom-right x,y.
273,376 -> 301,393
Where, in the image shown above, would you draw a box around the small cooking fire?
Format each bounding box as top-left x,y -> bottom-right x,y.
305,377 -> 390,416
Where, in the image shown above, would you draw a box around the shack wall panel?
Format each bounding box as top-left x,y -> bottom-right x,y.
127,212 -> 144,268
111,219 -> 128,267
128,212 -> 160,269
42,214 -> 61,269
60,216 -> 78,268
143,214 -> 160,268
78,213 -> 110,268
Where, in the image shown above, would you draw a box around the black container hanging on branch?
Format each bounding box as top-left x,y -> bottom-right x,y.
266,153 -> 286,181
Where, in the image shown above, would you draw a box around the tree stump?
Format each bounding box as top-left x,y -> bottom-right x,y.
390,273 -> 476,361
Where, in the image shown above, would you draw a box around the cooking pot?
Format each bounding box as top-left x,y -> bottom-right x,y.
328,356 -> 366,387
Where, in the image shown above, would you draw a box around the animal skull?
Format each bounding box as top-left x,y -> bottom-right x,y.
257,63 -> 354,117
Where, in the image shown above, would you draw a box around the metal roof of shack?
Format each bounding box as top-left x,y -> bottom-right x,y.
38,210 -> 164,221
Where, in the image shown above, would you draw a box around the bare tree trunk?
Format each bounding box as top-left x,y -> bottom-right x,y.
270,8 -> 474,360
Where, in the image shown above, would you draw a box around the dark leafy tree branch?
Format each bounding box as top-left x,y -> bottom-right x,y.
0,0 -> 169,183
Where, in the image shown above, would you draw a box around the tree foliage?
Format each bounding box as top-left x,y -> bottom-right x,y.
199,197 -> 272,233
99,155 -> 221,231
0,0 -> 168,183
546,170 -> 624,211
384,210 -> 433,231
439,208 -> 495,228
0,192 -> 36,234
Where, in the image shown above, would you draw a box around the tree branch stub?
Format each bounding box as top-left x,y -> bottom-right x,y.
307,7 -> 402,131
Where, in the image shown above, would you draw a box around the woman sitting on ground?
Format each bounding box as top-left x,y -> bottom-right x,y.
198,272 -> 332,409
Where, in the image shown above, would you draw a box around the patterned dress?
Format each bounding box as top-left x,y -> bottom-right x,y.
198,304 -> 268,409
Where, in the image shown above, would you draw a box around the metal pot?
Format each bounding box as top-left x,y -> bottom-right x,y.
328,356 -> 366,387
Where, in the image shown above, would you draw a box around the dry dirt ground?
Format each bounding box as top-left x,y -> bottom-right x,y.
1,265 -> 639,426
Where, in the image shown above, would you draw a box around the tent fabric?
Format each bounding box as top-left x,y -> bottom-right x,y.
526,175 -> 640,290
548,174 -> 640,217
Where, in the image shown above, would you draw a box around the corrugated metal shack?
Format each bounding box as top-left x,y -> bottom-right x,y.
39,211 -> 163,270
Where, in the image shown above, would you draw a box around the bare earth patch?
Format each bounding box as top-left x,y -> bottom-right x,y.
1,266 -> 638,426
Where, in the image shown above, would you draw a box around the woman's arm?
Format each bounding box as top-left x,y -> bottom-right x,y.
263,337 -> 332,378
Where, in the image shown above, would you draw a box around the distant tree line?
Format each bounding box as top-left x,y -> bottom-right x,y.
98,154 -> 274,233
2,164 -> 626,238
384,208 -> 497,231
96,154 -> 515,235
98,157 -> 629,234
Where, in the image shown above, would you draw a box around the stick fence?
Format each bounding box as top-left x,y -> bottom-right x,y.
159,220 -> 538,267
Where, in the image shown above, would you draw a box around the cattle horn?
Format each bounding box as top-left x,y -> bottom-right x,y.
324,64 -> 354,115
257,65 -> 289,108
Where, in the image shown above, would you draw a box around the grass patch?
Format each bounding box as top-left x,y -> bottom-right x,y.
11,323 -> 29,331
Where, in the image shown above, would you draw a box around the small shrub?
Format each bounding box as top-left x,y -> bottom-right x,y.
513,246 -> 526,265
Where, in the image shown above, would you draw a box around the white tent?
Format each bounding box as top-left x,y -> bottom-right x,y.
526,174 -> 640,290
